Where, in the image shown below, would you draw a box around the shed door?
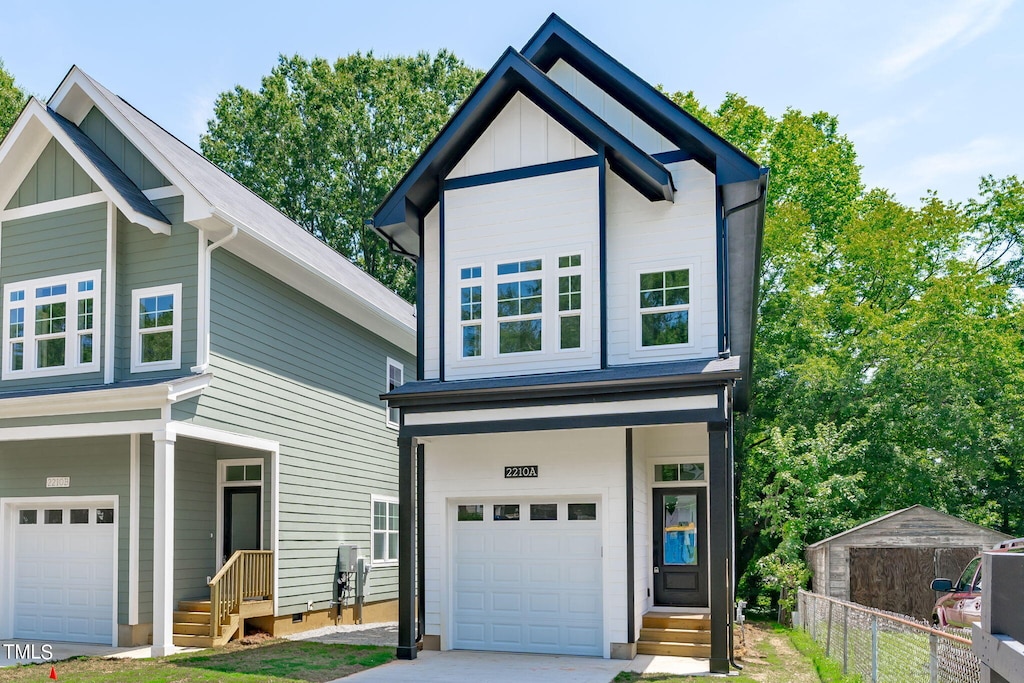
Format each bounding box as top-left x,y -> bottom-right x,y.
451,501 -> 603,656
11,504 -> 116,644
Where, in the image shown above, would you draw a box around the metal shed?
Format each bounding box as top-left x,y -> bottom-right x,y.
805,505 -> 1010,620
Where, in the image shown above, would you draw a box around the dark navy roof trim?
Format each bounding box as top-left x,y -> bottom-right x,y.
48,108 -> 169,225
521,14 -> 763,186
373,48 -> 673,255
383,356 -> 739,405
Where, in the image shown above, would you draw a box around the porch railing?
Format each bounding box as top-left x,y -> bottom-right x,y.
208,550 -> 274,638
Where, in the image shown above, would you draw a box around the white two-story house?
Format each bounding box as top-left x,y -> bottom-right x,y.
375,15 -> 766,674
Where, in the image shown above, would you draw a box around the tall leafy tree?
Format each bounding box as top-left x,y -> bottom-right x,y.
666,89 -> 1024,613
202,52 -> 482,301
0,59 -> 28,140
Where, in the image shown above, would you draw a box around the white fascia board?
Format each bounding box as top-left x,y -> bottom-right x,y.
0,100 -> 169,235
0,103 -> 59,208
0,373 -> 212,420
48,69 -> 213,225
224,229 -> 416,354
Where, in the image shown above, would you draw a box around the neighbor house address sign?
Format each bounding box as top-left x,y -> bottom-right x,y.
46,477 -> 70,488
504,465 -> 538,478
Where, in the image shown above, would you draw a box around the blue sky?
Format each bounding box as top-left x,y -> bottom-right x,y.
1,0 -> 1020,206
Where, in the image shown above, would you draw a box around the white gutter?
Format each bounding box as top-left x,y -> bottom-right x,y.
192,209 -> 239,373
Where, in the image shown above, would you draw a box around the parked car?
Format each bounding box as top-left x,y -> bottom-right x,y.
930,537 -> 1024,627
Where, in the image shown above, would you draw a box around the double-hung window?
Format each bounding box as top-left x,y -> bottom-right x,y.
385,358 -> 403,428
558,254 -> 583,350
371,495 -> 399,565
639,268 -> 690,347
130,283 -> 182,372
460,266 -> 482,358
2,270 -> 101,378
496,259 -> 543,354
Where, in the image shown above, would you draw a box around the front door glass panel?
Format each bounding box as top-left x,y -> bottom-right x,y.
663,494 -> 697,566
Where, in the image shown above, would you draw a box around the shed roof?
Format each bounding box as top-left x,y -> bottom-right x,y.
806,505 -> 1012,549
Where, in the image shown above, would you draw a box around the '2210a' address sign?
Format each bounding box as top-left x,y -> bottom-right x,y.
504,465 -> 538,478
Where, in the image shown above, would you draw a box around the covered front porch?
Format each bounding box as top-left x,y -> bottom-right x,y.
0,378 -> 279,655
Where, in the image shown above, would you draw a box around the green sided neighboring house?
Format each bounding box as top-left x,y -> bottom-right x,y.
0,67 -> 415,655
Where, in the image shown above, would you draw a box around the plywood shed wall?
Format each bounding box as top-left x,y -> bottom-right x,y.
805,505 -> 1011,621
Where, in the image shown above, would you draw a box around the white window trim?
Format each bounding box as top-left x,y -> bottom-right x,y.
130,283 -> 182,373
495,257 -> 545,357
215,458 -> 265,570
458,266 -> 484,360
2,269 -> 102,380
556,255 -> 585,353
632,262 -> 698,355
371,494 -> 399,566
386,357 -> 404,429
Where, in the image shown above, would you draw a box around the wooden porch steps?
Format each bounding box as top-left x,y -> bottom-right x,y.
637,613 -> 712,658
172,600 -> 239,648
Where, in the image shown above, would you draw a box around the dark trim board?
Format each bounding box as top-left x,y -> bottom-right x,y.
625,429 -> 635,643
437,188 -> 445,383
400,407 -> 726,438
707,422 -> 730,673
598,145 -> 608,369
417,443 -> 425,643
397,437 -> 416,660
652,149 -> 695,165
443,155 -> 599,190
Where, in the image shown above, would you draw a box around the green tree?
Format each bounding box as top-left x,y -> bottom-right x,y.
666,89 -> 1024,611
202,51 -> 482,301
0,59 -> 28,140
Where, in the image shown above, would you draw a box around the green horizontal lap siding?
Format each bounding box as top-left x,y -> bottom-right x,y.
5,138 -> 99,209
171,439 -> 218,603
0,436 -> 132,624
79,108 -> 170,191
0,409 -> 160,429
189,249 -> 412,612
115,196 -> 198,380
0,203 -> 107,390
138,437 -> 154,624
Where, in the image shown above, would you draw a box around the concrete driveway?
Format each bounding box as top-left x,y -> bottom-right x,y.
334,650 -> 709,683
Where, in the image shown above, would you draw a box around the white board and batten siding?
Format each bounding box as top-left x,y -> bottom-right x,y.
422,205 -> 440,380
546,60 -> 678,156
421,429 -> 629,657
446,93 -> 593,180
442,167 -> 601,380
607,160 -> 719,364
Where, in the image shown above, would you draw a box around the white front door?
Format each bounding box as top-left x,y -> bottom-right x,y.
10,502 -> 116,644
451,500 -> 603,656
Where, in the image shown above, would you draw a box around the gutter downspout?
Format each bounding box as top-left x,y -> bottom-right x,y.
191,210 -> 238,373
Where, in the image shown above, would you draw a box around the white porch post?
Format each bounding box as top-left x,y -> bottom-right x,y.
152,430 -> 176,656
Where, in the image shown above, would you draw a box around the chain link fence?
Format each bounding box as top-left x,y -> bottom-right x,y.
797,590 -> 979,683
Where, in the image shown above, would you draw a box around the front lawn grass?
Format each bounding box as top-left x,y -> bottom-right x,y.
0,639 -> 393,683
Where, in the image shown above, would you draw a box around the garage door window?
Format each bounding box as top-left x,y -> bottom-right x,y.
568,503 -> 597,520
493,504 -> 520,521
97,508 -> 114,524
70,509 -> 89,524
19,510 -> 36,524
530,503 -> 557,520
45,509 -> 62,524
457,505 -> 483,521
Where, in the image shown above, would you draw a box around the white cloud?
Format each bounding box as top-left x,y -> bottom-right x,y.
875,0 -> 1013,82
847,106 -> 929,145
869,136 -> 1024,201
185,91 -> 217,149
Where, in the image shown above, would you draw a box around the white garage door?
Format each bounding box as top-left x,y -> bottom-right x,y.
452,500 -> 603,656
11,503 -> 116,644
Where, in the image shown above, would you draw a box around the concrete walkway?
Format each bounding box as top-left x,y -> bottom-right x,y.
331,650 -> 710,682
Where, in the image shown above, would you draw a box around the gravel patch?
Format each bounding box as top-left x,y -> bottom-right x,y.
286,622 -> 398,647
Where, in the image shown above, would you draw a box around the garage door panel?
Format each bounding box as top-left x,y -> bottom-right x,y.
452,500 -> 603,656
10,503 -> 115,644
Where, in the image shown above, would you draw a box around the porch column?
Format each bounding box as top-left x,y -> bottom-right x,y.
152,431 -> 176,656
397,436 -> 417,660
708,422 -> 730,673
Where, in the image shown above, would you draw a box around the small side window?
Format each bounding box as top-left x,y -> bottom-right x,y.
385,358 -> 404,429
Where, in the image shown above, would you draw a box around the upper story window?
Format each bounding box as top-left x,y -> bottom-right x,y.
130,283 -> 182,373
558,254 -> 583,350
2,270 -> 101,379
496,259 -> 543,354
639,268 -> 690,347
460,267 -> 483,358
386,358 -> 404,429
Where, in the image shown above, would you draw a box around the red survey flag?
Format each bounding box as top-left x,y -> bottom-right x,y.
49,665 -> 57,679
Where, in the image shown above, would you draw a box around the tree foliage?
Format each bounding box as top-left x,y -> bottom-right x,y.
666,89 -> 1024,610
0,59 -> 28,141
202,52 -> 482,301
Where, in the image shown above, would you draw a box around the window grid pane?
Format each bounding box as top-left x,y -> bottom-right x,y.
70,509 -> 89,524
460,286 -> 482,321
19,509 -> 37,524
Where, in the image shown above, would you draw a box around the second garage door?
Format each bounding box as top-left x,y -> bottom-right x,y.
451,500 -> 603,656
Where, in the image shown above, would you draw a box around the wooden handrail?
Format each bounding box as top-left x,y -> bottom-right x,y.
208,550 -> 274,638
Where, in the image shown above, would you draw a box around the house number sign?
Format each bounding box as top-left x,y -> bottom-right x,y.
45,477 -> 70,488
504,465 -> 538,478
